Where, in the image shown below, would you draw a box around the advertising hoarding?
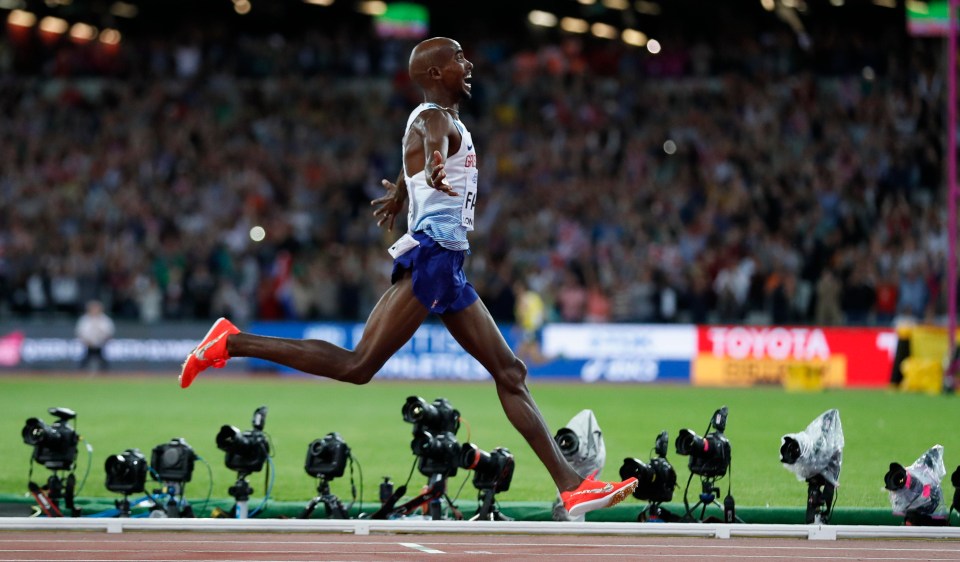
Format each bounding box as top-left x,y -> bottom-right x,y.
249,322 -> 696,383
693,326 -> 897,387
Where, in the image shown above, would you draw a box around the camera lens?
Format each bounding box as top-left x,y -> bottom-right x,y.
884,463 -> 907,491
780,437 -> 802,464
675,429 -> 700,456
161,445 -> 182,467
555,428 -> 579,456
216,425 -> 243,450
460,443 -> 482,470
21,418 -> 45,445
402,396 -> 432,424
619,457 -> 650,481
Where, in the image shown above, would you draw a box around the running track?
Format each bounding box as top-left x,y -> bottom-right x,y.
2,532 -> 960,561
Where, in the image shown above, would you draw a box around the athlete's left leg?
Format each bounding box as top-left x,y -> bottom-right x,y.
440,298 -> 582,492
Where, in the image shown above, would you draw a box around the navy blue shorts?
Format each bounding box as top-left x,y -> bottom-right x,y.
391,232 -> 479,314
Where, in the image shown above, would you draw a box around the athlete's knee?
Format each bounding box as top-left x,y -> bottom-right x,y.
341,357 -> 381,385
496,357 -> 528,393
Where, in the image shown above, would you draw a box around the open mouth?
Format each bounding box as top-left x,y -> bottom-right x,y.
464,74 -> 473,90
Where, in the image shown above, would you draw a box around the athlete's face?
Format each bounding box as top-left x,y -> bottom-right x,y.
441,42 -> 473,99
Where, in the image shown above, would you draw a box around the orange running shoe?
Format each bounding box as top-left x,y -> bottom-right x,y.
560,476 -> 638,518
179,317 -> 240,388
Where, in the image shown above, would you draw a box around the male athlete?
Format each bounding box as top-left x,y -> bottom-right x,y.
179,37 -> 637,517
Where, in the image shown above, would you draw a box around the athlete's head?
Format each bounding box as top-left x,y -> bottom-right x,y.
409,37 -> 473,101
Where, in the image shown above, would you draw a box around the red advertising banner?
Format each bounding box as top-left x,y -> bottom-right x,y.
694,326 -> 897,388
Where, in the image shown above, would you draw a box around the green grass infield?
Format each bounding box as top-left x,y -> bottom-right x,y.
1,374 -> 958,511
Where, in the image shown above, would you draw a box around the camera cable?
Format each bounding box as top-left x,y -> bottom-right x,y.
248,455 -> 275,518
196,455 -> 214,517
247,431 -> 276,518
345,454 -> 363,518
75,438 -> 94,495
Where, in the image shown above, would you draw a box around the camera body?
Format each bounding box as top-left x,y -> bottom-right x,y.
620,431 -> 676,503
105,448 -> 148,495
403,396 -> 460,433
403,396 -> 460,478
675,407 -> 730,478
412,430 -> 460,478
21,407 -> 79,470
884,461 -> 944,516
151,438 -> 196,482
780,408 -> 844,485
460,443 -> 515,493
217,406 -> 270,474
305,432 -> 350,479
884,445 -> 946,518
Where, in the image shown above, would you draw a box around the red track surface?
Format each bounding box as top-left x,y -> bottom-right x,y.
1,532 -> 960,561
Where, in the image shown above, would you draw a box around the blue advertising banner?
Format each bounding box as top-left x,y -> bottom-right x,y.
248,322 -> 694,383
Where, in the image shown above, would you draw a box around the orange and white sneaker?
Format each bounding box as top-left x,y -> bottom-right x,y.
561,476 -> 638,518
179,317 -> 240,389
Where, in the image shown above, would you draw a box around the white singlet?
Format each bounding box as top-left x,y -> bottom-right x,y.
401,102 -> 479,252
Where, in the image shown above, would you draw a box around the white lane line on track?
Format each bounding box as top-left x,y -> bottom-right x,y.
3,540 -> 959,554
468,552 -> 956,562
399,542 -> 445,554
1,547 -> 958,560
0,543 -> 424,556
6,555 -> 949,562
418,551 -> 957,562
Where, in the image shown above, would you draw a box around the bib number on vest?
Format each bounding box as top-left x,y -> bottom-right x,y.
461,171 -> 478,230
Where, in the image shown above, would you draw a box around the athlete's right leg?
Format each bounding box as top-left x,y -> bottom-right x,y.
181,272 -> 429,386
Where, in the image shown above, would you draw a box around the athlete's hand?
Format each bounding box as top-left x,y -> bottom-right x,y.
425,150 -> 459,197
371,176 -> 406,231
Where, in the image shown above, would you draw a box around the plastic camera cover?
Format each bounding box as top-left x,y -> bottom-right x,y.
888,444 -> 947,517
551,409 -> 605,522
780,408 -> 844,485
560,408 -> 606,478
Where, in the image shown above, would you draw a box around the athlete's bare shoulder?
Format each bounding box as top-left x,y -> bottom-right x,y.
410,107 -> 456,138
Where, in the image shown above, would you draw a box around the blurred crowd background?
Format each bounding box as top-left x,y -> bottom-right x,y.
0,0 -> 950,327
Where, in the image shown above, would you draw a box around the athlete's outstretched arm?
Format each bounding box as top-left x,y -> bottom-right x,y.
411,110 -> 459,196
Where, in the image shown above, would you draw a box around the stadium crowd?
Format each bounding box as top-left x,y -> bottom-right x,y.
0,16 -> 950,327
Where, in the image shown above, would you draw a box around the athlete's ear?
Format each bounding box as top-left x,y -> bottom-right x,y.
427,66 -> 441,80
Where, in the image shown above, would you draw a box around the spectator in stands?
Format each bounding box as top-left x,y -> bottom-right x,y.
841,266 -> 876,325
0,21 -> 949,329
814,269 -> 844,326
